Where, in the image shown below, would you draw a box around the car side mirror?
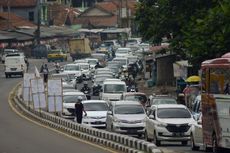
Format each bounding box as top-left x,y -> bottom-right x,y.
149,115 -> 155,120
107,111 -> 113,116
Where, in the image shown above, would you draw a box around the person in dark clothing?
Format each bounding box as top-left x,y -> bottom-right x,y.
41,64 -> 49,83
75,96 -> 87,124
95,62 -> 102,69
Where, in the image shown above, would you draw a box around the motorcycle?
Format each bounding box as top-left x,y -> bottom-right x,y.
127,84 -> 138,92
92,85 -> 102,96
82,88 -> 91,100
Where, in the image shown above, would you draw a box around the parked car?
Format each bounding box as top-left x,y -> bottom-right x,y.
190,114 -> 203,151
62,91 -> 87,119
145,104 -> 195,146
106,101 -> 146,137
82,100 -> 109,128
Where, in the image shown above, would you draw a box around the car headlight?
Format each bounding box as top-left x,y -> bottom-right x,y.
113,118 -> 121,123
157,122 -> 167,127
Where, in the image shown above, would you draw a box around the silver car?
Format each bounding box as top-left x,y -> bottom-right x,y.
106,101 -> 146,137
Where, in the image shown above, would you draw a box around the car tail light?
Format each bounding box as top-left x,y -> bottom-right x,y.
21,64 -> 24,70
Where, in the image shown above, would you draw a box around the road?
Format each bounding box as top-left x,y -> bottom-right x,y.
0,59 -> 113,153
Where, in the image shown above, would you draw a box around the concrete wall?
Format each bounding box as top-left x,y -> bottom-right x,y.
156,54 -> 176,86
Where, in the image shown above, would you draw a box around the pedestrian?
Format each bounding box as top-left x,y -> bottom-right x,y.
54,62 -> 60,73
41,64 -> 49,83
75,96 -> 87,124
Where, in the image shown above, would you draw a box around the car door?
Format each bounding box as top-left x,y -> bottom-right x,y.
194,114 -> 203,145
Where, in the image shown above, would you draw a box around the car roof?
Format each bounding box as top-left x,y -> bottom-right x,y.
117,47 -> 131,50
123,92 -> 146,96
63,91 -> 85,95
82,100 -> 107,103
113,100 -> 141,106
65,64 -> 78,66
152,104 -> 187,109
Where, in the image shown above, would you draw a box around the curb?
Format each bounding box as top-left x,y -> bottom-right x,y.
10,84 -> 163,153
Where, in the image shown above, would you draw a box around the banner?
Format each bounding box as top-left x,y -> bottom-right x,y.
23,73 -> 35,105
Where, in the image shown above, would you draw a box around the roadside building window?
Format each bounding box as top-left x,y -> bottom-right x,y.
28,11 -> 34,22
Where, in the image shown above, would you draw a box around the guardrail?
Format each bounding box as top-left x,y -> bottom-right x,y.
10,84 -> 162,153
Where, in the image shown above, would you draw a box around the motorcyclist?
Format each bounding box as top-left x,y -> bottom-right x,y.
54,62 -> 60,73
81,81 -> 91,99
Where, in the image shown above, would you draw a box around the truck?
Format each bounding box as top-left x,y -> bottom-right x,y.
68,38 -> 91,61
200,52 -> 230,153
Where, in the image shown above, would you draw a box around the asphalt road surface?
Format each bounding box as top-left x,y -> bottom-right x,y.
0,59 -> 113,153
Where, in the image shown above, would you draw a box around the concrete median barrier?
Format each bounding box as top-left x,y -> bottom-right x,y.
10,83 -> 163,153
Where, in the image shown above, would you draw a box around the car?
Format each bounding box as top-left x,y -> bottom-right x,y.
106,101 -> 146,137
112,57 -> 129,70
85,58 -> 99,70
61,64 -> 82,83
78,63 -> 91,80
121,92 -> 148,104
115,48 -> 132,58
149,96 -> 177,106
62,91 -> 87,119
51,73 -> 77,89
1,48 -> 19,63
191,95 -> 201,121
47,49 -> 67,62
145,104 -> 195,146
101,79 -> 127,102
190,114 -> 203,151
126,38 -> 141,51
92,75 -> 114,96
103,40 -> 121,51
82,100 -> 109,128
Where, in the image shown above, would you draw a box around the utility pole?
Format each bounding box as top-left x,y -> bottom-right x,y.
36,0 -> 41,45
125,0 -> 129,28
7,0 -> 11,31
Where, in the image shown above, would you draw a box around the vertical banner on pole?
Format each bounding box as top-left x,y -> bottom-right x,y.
47,79 -> 63,112
30,78 -> 46,110
23,73 -> 35,106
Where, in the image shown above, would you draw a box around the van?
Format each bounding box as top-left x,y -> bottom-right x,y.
4,54 -> 27,78
100,79 -> 127,101
1,49 -> 19,63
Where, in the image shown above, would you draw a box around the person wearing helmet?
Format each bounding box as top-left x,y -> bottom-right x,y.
75,96 -> 87,124
81,81 -> 91,99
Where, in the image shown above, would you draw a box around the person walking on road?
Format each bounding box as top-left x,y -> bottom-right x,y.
40,64 -> 49,83
75,96 -> 87,124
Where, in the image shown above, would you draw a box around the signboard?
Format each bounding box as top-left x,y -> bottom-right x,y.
47,79 -> 63,112
23,73 -> 35,105
30,78 -> 46,110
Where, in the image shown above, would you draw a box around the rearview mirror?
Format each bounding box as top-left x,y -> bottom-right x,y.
107,111 -> 112,116
149,115 -> 155,120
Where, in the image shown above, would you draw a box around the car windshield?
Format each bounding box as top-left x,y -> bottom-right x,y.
110,67 -> 119,73
95,76 -> 113,82
127,39 -> 137,43
104,42 -> 113,46
113,59 -> 127,65
152,98 -> 177,105
104,84 -> 125,93
125,95 -> 147,102
64,65 -> 80,71
80,65 -> 89,70
157,108 -> 191,118
116,49 -> 129,54
115,105 -> 144,114
63,95 -> 86,103
84,103 -> 109,111
88,60 -> 97,65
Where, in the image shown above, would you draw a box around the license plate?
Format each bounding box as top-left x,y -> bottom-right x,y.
10,68 -> 17,71
173,133 -> 184,136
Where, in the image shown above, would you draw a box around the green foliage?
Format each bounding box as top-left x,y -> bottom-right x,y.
135,0 -> 230,67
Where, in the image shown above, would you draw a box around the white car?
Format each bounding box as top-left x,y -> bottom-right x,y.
62,91 -> 87,119
106,101 -> 146,137
85,58 -> 98,71
145,104 -> 195,146
82,100 -> 109,128
51,73 -> 77,89
61,64 -> 82,82
112,57 -> 129,70
79,63 -> 91,80
115,48 -> 132,58
190,114 -> 203,151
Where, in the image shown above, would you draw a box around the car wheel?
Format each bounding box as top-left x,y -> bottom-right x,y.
153,131 -> 160,146
182,140 -> 188,146
145,130 -> 151,142
5,74 -> 8,78
212,134 -> 220,153
191,133 -> 199,150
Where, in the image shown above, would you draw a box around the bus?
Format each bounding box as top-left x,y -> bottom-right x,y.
201,53 -> 230,152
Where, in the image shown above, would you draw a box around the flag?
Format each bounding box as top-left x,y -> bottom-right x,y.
35,66 -> 40,78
